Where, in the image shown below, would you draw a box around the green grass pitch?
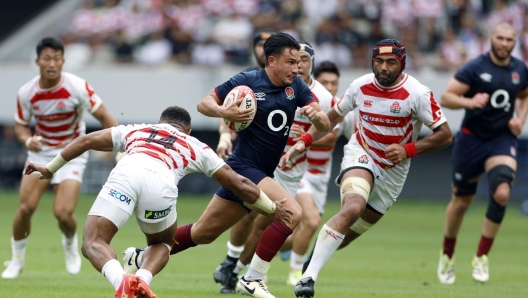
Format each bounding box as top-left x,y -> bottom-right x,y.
1,191 -> 527,297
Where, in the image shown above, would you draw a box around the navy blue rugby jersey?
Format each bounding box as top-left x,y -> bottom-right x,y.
215,69 -> 315,176
455,53 -> 528,140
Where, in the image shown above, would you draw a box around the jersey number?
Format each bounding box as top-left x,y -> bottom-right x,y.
267,110 -> 290,135
490,89 -> 511,112
146,129 -> 177,148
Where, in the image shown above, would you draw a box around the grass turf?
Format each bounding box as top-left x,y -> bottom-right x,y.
0,191 -> 527,297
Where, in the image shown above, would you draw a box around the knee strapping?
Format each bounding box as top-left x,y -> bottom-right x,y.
485,165 -> 514,224
350,218 -> 373,234
340,177 -> 371,202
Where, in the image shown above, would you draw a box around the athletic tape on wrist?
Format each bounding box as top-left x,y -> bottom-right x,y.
45,154 -> 68,174
403,143 -> 417,158
25,137 -> 32,148
217,133 -> 231,148
252,190 -> 276,214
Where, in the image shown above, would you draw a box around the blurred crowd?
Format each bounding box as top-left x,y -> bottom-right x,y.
61,0 -> 528,71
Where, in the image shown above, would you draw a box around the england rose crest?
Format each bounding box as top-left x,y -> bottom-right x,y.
285,87 -> 295,100
358,155 -> 369,164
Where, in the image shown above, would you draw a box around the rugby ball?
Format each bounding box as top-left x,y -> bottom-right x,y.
223,85 -> 257,131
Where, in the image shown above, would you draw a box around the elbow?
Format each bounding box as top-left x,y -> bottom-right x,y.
197,101 -> 205,114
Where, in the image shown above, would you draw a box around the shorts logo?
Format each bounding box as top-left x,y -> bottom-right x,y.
145,205 -> 172,219
390,102 -> 400,113
512,72 -> 520,85
285,87 -> 295,100
358,155 -> 369,164
109,189 -> 131,205
364,100 -> 373,107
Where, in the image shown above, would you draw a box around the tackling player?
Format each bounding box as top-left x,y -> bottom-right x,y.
24,106 -> 292,298
281,39 -> 453,298
437,22 -> 528,284
2,37 -> 118,279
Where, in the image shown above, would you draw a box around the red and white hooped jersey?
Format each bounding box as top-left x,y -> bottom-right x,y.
277,79 -> 333,180
15,72 -> 103,149
112,123 -> 225,182
305,96 -> 355,177
335,73 -> 446,169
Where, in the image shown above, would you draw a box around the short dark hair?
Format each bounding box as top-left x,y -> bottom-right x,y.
263,32 -> 300,65
36,37 -> 64,57
159,106 -> 191,130
314,60 -> 340,79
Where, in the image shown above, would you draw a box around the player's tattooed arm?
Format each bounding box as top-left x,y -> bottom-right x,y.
441,78 -> 488,110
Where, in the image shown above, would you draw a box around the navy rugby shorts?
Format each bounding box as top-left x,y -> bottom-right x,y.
451,129 -> 517,193
215,157 -> 268,212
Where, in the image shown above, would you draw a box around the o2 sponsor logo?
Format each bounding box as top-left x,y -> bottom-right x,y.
109,189 -> 131,205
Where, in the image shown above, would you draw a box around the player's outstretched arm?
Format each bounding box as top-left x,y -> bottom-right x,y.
212,165 -> 293,224
25,129 -> 114,179
441,78 -> 488,110
197,89 -> 253,122
279,109 -> 343,169
300,102 -> 331,132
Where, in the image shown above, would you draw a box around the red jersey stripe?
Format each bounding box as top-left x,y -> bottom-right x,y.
36,111 -> 76,122
309,147 -> 333,152
307,157 -> 329,165
29,88 -> 71,104
36,122 -> 75,133
360,83 -> 409,100
363,127 -> 403,144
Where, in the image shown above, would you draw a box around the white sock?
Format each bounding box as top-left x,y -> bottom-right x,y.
233,260 -> 247,274
62,233 -> 77,246
290,251 -> 305,271
227,241 -> 244,259
12,237 -> 29,259
102,259 -> 125,290
136,269 -> 153,285
137,249 -> 145,268
302,224 -> 344,282
244,254 -> 269,281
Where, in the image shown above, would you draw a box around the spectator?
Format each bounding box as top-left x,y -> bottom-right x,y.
136,30 -> 172,65
434,27 -> 467,72
211,12 -> 253,65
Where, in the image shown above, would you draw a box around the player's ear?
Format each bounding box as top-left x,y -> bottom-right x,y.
187,128 -> 192,135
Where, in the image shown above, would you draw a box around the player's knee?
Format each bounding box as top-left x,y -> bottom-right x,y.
340,177 -> 371,203
492,183 -> 510,206
452,195 -> 472,212
18,203 -> 37,218
303,215 -> 321,232
488,165 -> 514,202
339,199 -> 366,225
53,207 -> 74,223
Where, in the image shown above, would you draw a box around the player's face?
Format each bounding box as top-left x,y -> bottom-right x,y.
373,55 -> 400,87
255,40 -> 267,69
269,48 -> 300,86
36,47 -> 64,80
315,72 -> 339,97
297,52 -> 312,84
490,28 -> 516,61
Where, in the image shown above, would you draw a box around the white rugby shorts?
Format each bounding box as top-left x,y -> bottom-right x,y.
297,171 -> 329,214
337,139 -> 409,215
26,149 -> 88,184
89,163 -> 178,234
273,168 -> 302,197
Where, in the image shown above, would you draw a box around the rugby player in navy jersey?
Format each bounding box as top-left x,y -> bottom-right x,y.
437,22 -> 528,284
123,32 -> 330,298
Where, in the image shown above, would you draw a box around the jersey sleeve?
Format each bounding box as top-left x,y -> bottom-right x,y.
335,83 -> 357,116
215,72 -> 248,104
297,80 -> 316,107
454,59 -> 477,87
186,142 -> 226,177
111,124 -> 135,152
414,89 -> 447,130
78,80 -> 103,114
15,92 -> 31,125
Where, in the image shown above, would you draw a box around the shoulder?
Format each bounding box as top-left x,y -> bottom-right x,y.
17,76 -> 40,100
510,56 -> 528,73
404,74 -> 432,99
62,72 -> 90,94
351,73 -> 374,89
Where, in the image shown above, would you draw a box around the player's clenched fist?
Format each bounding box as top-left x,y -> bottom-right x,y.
300,105 -> 320,121
269,198 -> 294,225
470,92 -> 489,110
508,117 -> 524,136
384,144 -> 408,165
279,141 -> 306,169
